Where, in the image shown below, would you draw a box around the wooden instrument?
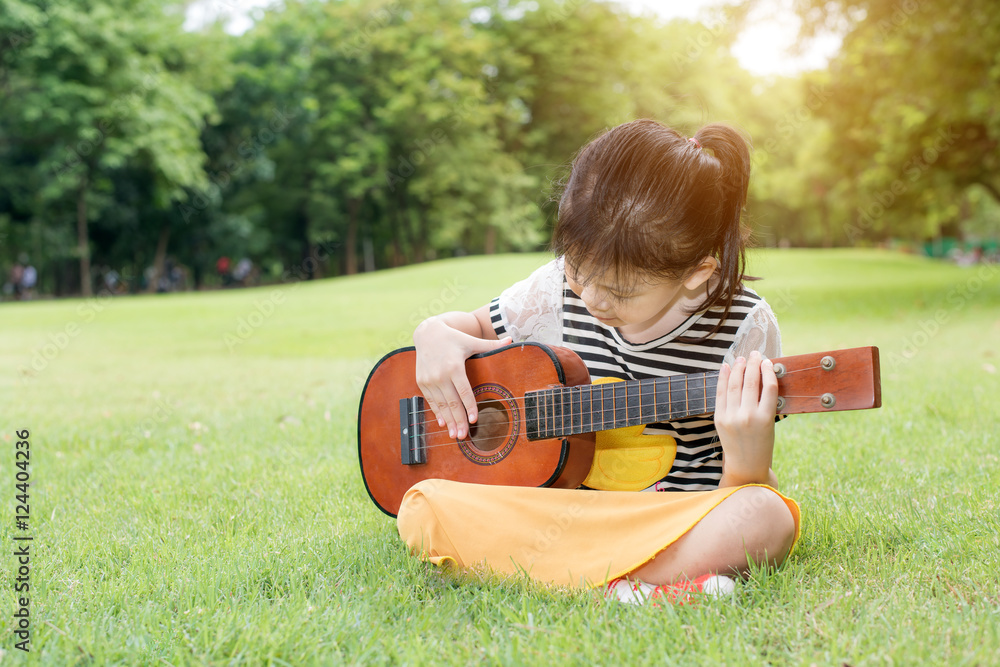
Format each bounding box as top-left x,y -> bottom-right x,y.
357,343 -> 881,516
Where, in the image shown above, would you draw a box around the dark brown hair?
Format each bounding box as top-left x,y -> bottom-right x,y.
552,118 -> 753,340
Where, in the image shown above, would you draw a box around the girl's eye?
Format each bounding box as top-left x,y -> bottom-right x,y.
607,291 -> 630,302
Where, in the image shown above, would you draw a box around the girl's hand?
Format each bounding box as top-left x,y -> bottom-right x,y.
414,316 -> 512,441
714,350 -> 779,486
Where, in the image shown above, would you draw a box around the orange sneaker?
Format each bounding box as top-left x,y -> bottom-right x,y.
605,574 -> 735,606
649,573 -> 736,606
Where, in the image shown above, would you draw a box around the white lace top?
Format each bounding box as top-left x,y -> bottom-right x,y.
488,256 -> 782,491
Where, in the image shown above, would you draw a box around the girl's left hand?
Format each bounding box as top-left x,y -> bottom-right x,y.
714,350 -> 778,485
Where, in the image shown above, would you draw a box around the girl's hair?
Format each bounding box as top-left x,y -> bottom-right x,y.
552,118 -> 753,341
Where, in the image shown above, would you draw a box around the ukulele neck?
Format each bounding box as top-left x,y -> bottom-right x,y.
524,372 -> 719,440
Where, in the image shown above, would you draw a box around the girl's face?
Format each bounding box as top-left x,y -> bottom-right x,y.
564,260 -> 687,331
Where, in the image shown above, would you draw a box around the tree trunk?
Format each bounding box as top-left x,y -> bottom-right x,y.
311,241 -> 325,279
397,188 -> 416,264
294,204 -> 313,280
147,224 -> 171,293
345,197 -> 359,275
389,203 -> 405,267
414,203 -> 429,263
77,177 -> 92,297
484,225 -> 497,255
820,199 -> 832,248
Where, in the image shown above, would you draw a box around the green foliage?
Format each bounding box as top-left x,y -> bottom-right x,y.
789,0 -> 1000,241
0,0 -> 220,294
2,0 -> 998,296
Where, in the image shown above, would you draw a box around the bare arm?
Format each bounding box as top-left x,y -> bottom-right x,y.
413,304 -> 510,440
413,304 -> 498,341
720,457 -> 780,489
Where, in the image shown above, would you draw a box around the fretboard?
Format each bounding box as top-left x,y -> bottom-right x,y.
524,372 -> 719,440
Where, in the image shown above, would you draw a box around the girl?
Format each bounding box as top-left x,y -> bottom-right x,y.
399,119 -> 799,603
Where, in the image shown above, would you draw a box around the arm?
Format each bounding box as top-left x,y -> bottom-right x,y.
416,257 -> 564,440
414,306 -> 497,341
413,305 -> 511,441
720,458 -> 780,489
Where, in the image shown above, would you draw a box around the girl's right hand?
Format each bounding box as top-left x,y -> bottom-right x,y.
414,316 -> 512,441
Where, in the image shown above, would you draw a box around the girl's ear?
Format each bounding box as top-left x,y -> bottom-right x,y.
682,256 -> 719,290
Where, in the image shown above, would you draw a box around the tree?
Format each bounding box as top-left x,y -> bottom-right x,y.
0,0 -> 220,294
789,0 -> 1000,239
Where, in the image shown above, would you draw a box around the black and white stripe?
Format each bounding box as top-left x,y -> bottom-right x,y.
490,269 -> 775,492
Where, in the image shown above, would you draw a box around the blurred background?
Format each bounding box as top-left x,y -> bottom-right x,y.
1,0 -> 997,299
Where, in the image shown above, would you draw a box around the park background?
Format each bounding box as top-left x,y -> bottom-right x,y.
1,0 -> 998,295
2,0 -> 999,664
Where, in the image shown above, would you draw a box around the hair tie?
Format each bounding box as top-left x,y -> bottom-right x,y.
688,137 -> 701,149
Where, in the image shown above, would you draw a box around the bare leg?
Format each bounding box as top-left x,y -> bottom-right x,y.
629,486 -> 796,586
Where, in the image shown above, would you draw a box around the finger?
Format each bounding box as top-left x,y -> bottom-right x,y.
759,358 -> 779,416
727,356 -> 746,407
453,372 -> 480,428
439,384 -> 470,440
716,362 -> 731,413
467,335 -> 513,356
416,382 -> 444,427
492,335 -> 514,348
430,389 -> 454,433
422,377 -> 461,439
741,351 -> 762,410
442,360 -> 476,435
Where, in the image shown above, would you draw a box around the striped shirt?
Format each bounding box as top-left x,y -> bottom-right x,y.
489,257 -> 781,491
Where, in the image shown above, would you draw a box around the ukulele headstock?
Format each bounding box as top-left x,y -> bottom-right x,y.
772,346 -> 881,415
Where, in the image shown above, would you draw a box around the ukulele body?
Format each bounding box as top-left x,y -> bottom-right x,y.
357,343 -> 596,517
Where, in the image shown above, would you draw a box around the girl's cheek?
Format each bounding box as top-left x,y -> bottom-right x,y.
565,275 -> 583,299
582,286 -> 606,309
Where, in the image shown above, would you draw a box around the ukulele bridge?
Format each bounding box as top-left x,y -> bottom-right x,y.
399,397 -> 427,465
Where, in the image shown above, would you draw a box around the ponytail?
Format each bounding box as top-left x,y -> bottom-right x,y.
678,123 -> 754,343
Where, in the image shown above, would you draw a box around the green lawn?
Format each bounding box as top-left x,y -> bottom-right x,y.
1,249 -> 999,665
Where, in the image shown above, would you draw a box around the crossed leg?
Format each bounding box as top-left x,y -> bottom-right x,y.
629,485 -> 797,586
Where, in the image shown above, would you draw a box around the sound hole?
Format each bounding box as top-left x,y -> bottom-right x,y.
467,400 -> 509,452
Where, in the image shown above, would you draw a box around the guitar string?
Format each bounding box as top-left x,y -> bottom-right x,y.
781,365 -> 822,374
415,400 -> 716,444
408,377 -> 723,421
415,406 -> 834,448
412,397 -> 825,448
408,366 -> 828,423
407,362 -> 825,421
410,385 -> 828,446
409,383 -> 722,447
413,390 -> 830,449
404,363 -> 832,446
408,374 -> 722,412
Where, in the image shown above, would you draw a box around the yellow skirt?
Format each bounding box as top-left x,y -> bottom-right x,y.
397,479 -> 800,589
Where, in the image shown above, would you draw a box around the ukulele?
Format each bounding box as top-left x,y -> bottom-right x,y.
357,343 -> 881,516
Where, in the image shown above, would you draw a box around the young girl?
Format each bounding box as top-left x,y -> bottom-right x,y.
398,119 -> 800,603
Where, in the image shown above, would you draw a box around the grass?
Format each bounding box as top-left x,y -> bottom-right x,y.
1,248 -> 998,665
